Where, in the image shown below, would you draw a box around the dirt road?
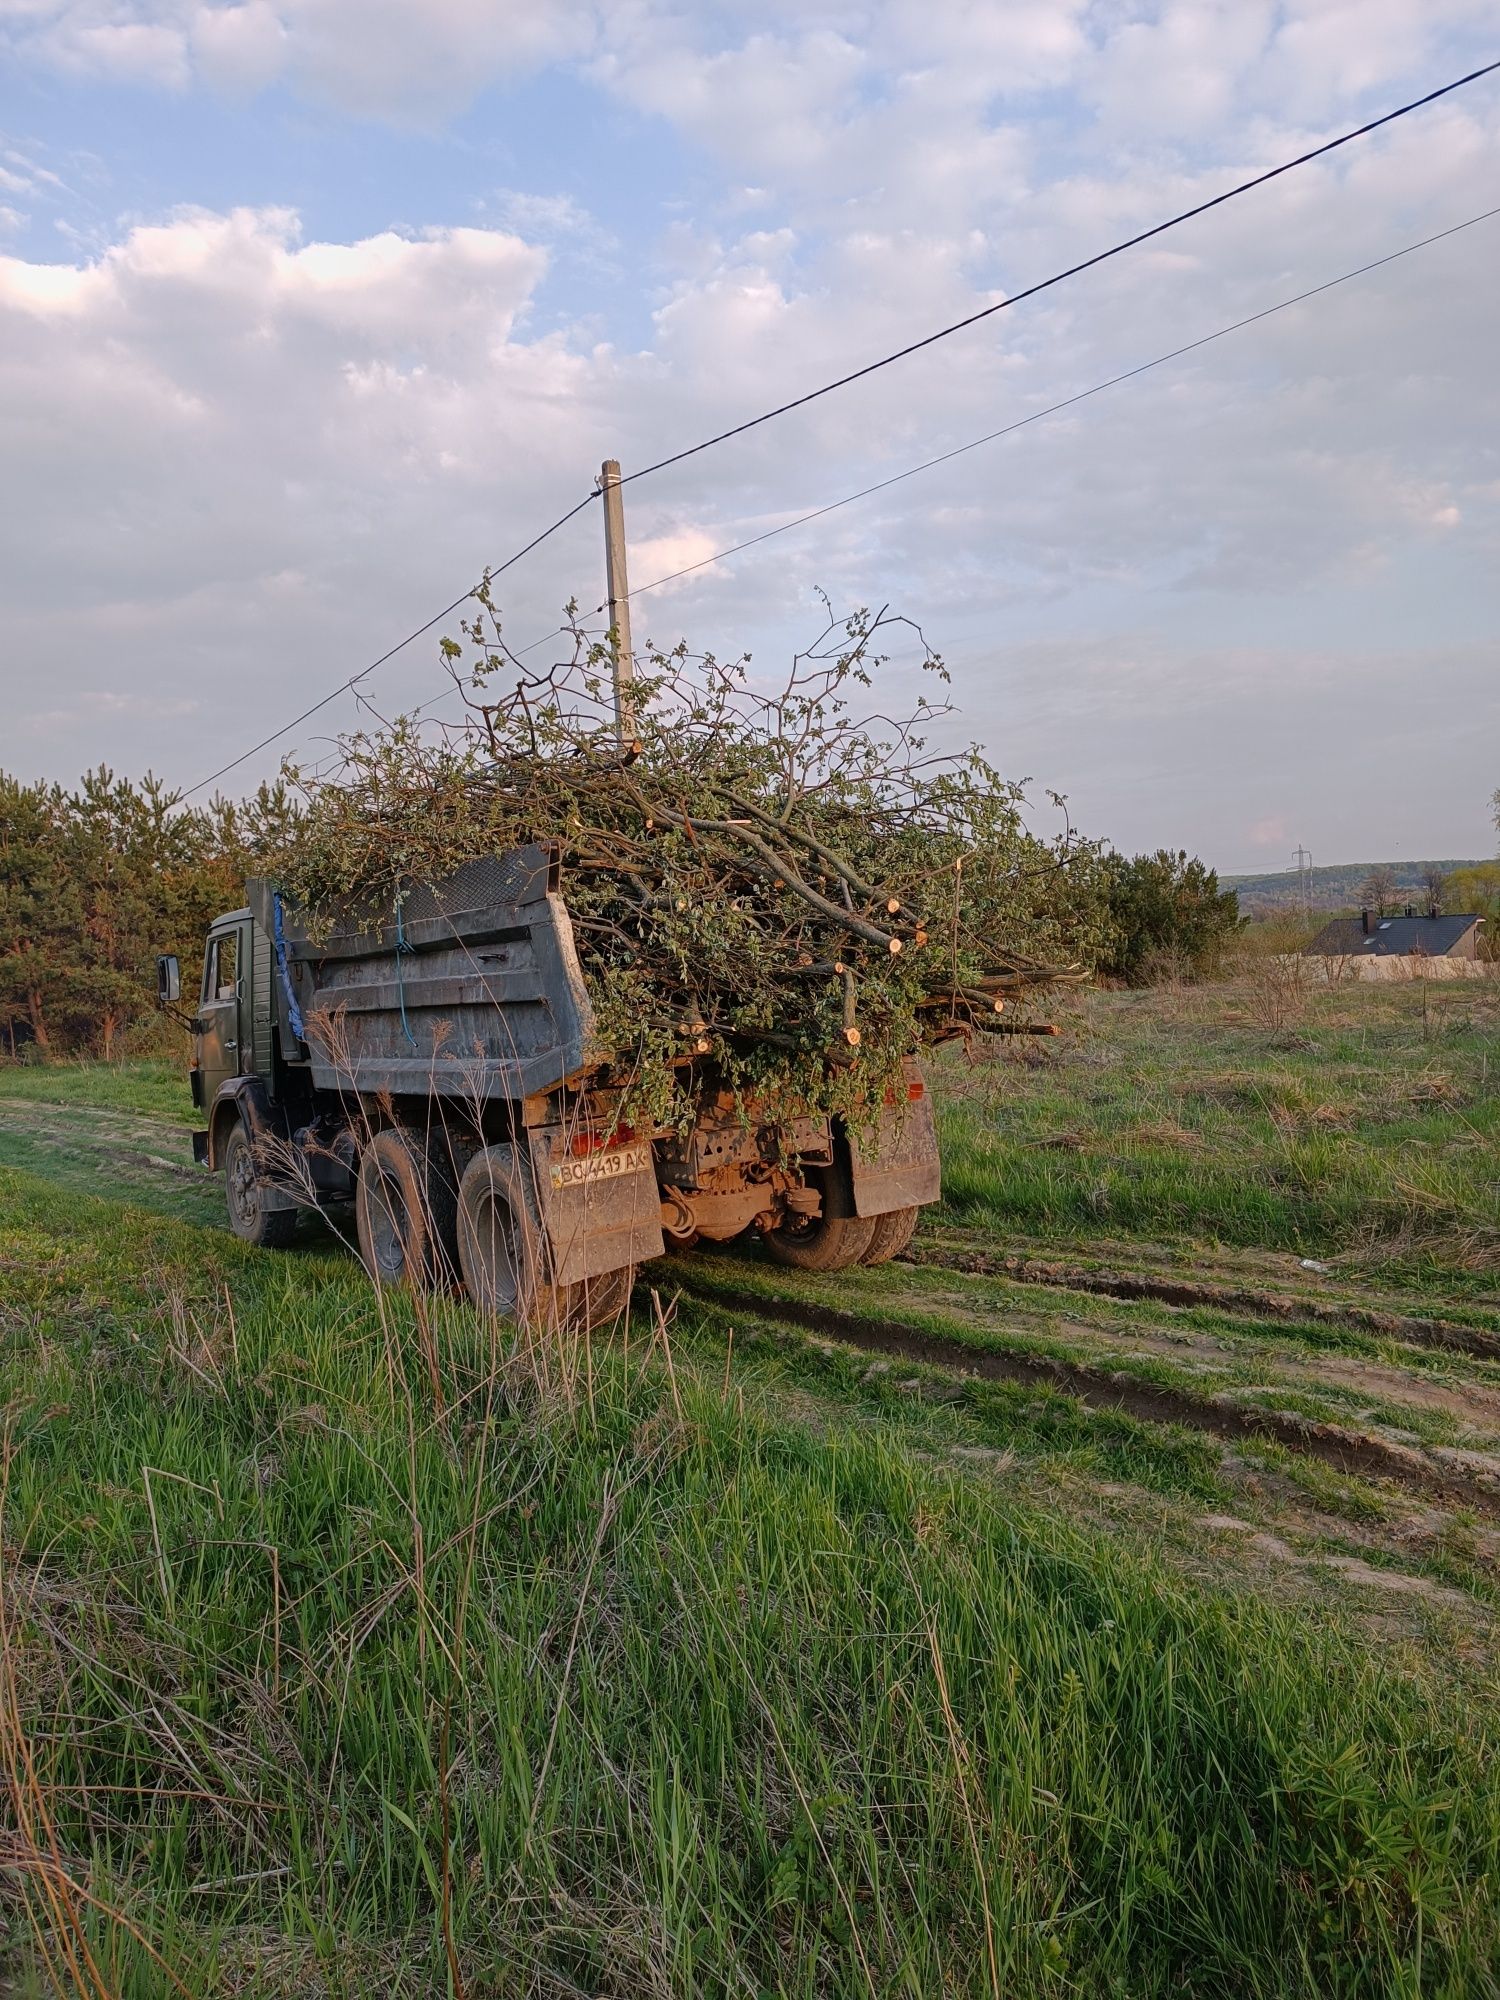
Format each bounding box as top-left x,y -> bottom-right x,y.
5,1083 -> 1497,1625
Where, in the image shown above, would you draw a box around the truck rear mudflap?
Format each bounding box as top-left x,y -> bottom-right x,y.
848,1062 -> 940,1217
526,1128 -> 665,1285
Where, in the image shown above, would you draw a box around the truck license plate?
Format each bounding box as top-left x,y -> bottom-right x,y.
549,1142 -> 650,1190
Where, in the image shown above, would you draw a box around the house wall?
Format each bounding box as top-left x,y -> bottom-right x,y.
1295,954 -> 1493,984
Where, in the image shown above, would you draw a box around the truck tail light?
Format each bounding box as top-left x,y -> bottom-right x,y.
883,1078 -> 925,1107
571,1122 -> 637,1158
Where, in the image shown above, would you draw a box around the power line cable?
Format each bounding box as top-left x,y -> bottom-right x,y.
402,620 -> 578,724
619,57 -> 1500,489
180,490 -> 599,799
607,203 -> 1500,607
178,56 -> 1499,799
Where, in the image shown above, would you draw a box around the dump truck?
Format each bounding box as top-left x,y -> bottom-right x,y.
158,845 -> 939,1327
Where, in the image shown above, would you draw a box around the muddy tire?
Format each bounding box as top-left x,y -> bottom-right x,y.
572,1263 -> 635,1330
356,1128 -> 459,1290
223,1123 -> 297,1250
456,1144 -> 567,1328
762,1169 -> 877,1272
860,1206 -> 920,1267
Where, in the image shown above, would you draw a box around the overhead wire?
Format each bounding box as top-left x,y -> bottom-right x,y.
180,490 -> 599,799
617,56 -> 1500,488
177,55 -> 1500,796
604,202 -> 1500,609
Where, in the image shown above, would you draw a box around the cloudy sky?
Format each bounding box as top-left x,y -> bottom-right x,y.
2,1 -> 1497,873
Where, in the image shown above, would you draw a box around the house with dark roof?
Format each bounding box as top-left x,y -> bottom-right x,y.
1304,909 -> 1486,959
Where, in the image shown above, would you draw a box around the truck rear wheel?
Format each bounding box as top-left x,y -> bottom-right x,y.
860,1206 -> 920,1266
457,1147 -> 635,1332
573,1263 -> 635,1329
224,1123 -> 297,1250
762,1168 -> 877,1272
356,1129 -> 460,1291
457,1145 -> 565,1329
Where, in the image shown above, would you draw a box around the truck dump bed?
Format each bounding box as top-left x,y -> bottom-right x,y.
248,845 -> 598,1102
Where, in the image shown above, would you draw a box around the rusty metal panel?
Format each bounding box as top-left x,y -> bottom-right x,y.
848,1062 -> 940,1217
526,1128 -> 665,1287
654,1107 -> 833,1189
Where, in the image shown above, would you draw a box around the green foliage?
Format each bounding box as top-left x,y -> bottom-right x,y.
277,594 -> 1109,1128
0,768 -> 301,1060
1097,848 -> 1241,985
1443,861 -> 1500,935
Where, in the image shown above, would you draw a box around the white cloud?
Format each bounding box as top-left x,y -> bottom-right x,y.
1,3 -> 1498,865
627,526 -> 725,597
3,0 -> 595,115
45,14 -> 190,84
188,1 -> 286,94
488,191 -> 597,239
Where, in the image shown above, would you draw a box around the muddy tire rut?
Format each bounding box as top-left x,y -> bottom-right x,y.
679,1273 -> 1500,1519
901,1240 -> 1500,1361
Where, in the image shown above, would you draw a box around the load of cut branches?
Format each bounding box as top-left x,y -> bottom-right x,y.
277,587 -> 1106,1128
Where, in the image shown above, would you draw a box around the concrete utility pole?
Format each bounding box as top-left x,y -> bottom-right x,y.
599,459 -> 636,742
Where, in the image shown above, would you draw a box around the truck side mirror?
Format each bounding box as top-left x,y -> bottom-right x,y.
156,954 -> 181,1007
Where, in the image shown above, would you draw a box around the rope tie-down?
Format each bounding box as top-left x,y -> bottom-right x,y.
271,891 -> 307,1047
394,895 -> 418,1050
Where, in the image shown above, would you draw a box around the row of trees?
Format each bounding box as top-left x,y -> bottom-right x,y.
0,770 -> 296,1058
1,759 -> 1250,1063
1358,823 -> 1500,924
1441,790 -> 1500,935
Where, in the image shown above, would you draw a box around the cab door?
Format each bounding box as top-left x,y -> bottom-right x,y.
197,923 -> 247,1112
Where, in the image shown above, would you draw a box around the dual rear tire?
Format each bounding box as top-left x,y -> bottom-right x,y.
760,1165 -> 919,1272
355,1128 -> 461,1291
455,1143 -> 632,1333
354,1132 -> 632,1333
861,1205 -> 920,1266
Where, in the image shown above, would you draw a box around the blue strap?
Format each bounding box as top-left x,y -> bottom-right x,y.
271,892 -> 306,1045
394,896 -> 418,1049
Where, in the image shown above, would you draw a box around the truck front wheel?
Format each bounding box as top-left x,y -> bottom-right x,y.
356,1129 -> 460,1291
762,1168 -> 877,1272
223,1124 -> 296,1250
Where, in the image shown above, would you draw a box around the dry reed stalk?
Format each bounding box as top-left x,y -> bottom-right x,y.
901,1551 -> 1001,2000
0,1446 -> 195,1999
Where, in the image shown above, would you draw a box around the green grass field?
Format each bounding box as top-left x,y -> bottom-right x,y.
2,976 -> 1498,1997
937,975 -> 1500,1301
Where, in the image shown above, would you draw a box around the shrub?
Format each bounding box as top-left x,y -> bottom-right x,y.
1098,849 -> 1241,986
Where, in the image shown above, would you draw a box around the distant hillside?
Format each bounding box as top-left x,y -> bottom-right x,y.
1222,860 -> 1490,918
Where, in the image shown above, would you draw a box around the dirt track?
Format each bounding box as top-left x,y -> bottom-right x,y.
675,1268 -> 1500,1517
903,1235 -> 1500,1359
6,1085 -> 1498,1613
